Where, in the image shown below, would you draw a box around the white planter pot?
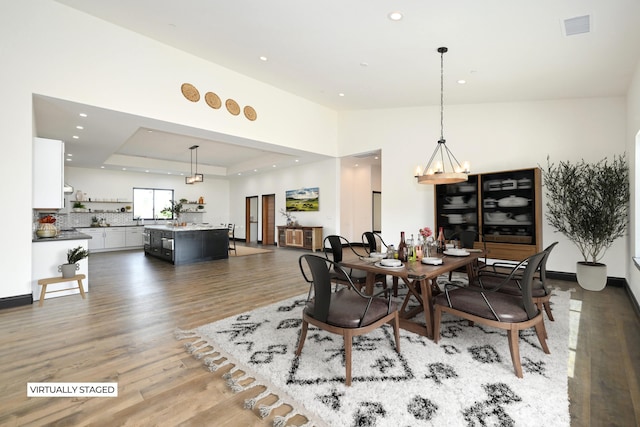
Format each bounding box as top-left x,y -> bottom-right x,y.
576,262 -> 607,291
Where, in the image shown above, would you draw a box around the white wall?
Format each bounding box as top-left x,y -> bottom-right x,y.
228,158 -> 340,241
338,97 -> 628,277
1,1 -> 338,300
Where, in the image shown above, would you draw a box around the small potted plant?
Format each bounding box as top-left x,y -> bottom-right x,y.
59,246 -> 89,278
73,201 -> 86,212
161,200 -> 184,225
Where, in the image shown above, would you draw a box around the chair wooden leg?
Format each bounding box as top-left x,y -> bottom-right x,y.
344,331 -> 353,386
543,301 -> 554,321
295,320 -> 309,356
390,313 -> 401,353
507,328 -> 523,378
534,322 -> 550,354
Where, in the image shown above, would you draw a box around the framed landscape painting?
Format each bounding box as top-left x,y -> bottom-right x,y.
286,187 -> 319,211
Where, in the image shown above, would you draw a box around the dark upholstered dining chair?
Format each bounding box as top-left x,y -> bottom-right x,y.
323,235 -> 368,291
433,251 -> 549,378
477,242 -> 558,321
361,231 -> 389,255
446,229 -> 487,281
296,254 -> 400,386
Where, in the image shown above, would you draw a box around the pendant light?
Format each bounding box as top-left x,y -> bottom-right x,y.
185,145 -> 204,184
415,47 -> 470,184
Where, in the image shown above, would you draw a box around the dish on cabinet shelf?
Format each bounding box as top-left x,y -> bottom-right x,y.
484,219 -> 531,226
457,183 -> 476,193
443,203 -> 470,209
497,195 -> 530,207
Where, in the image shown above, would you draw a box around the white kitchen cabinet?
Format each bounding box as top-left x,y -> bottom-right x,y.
33,137 -> 64,209
105,227 -> 126,248
126,226 -> 144,247
81,228 -> 106,251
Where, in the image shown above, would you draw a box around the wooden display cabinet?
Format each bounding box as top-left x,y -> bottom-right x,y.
435,167 -> 542,261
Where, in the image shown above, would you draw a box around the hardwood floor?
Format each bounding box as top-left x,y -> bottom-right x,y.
1,246 -> 639,426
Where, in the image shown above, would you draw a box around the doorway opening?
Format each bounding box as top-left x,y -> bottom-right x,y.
245,196 -> 258,244
262,194 -> 276,245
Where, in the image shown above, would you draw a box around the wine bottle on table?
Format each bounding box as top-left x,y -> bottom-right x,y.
437,227 -> 445,253
397,231 -> 408,262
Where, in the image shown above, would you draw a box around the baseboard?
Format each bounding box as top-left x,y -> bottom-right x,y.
0,294 -> 33,310
547,270 -> 625,287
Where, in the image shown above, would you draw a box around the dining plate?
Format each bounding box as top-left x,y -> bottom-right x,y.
375,261 -> 403,269
444,250 -> 470,257
361,257 -> 378,263
421,257 -> 443,265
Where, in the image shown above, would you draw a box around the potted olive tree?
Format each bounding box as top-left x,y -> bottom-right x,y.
59,246 -> 89,278
543,155 -> 629,291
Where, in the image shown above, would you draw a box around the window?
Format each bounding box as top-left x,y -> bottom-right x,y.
133,188 -> 174,220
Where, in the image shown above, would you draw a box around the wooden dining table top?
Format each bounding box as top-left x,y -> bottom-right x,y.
340,251 -> 483,281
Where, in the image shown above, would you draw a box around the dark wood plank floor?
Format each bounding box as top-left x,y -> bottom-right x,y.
1,246 -> 638,426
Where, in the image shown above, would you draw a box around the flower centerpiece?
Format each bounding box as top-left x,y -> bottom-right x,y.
280,208 -> 296,226
420,227 -> 434,257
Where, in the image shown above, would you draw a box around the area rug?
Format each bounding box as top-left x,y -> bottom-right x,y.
231,245 -> 273,257
176,286 -> 571,426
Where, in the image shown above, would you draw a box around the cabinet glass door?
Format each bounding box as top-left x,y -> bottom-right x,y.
480,169 -> 536,246
435,175 -> 479,242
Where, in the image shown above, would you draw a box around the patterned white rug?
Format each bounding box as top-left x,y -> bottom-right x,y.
176,285 -> 571,426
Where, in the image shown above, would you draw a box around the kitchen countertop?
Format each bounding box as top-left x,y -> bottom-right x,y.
32,230 -> 92,243
144,224 -> 227,232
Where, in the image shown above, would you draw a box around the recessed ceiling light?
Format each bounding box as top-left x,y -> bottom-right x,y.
388,11 -> 403,21
65,158 -> 72,161
457,79 -> 466,84
339,93 -> 345,97
254,169 -> 258,172
101,166 -> 105,169
295,159 -> 299,162
76,125 -> 83,130
260,56 -> 268,61
145,170 -> 149,173
237,172 -> 242,175
79,113 -> 87,117
272,164 -> 276,168
122,168 -> 127,171
72,135 -> 79,139
360,62 -> 369,67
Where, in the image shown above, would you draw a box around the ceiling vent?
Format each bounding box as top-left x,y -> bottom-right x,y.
563,15 -> 591,36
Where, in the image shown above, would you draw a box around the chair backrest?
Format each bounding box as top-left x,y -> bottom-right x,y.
518,251 -> 547,319
539,241 -> 558,284
457,230 -> 477,249
299,254 -> 335,322
361,231 -> 387,254
324,235 -> 344,263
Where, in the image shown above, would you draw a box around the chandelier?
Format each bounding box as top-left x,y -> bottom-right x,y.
415,47 -> 470,184
185,145 -> 204,184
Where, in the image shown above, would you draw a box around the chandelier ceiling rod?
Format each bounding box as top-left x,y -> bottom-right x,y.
415,46 -> 470,185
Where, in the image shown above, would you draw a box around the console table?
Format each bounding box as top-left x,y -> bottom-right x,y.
277,226 -> 323,252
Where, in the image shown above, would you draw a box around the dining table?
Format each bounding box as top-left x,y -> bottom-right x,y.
339,251 -> 483,340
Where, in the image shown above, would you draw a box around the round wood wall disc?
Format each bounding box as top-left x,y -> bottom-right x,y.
243,106 -> 257,121
205,92 -> 221,109
181,83 -> 200,102
225,99 -> 240,115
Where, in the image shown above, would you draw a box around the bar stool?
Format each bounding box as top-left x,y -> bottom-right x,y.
36,274 -> 86,306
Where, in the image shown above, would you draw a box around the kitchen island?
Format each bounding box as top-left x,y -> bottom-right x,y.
144,225 -> 229,265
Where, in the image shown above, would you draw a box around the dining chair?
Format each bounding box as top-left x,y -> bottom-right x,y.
361,231 -> 389,255
477,242 -> 559,321
433,251 -> 549,378
447,229 -> 487,281
323,235 -> 386,294
296,254 -> 400,386
228,223 -> 236,256
361,231 -> 397,296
